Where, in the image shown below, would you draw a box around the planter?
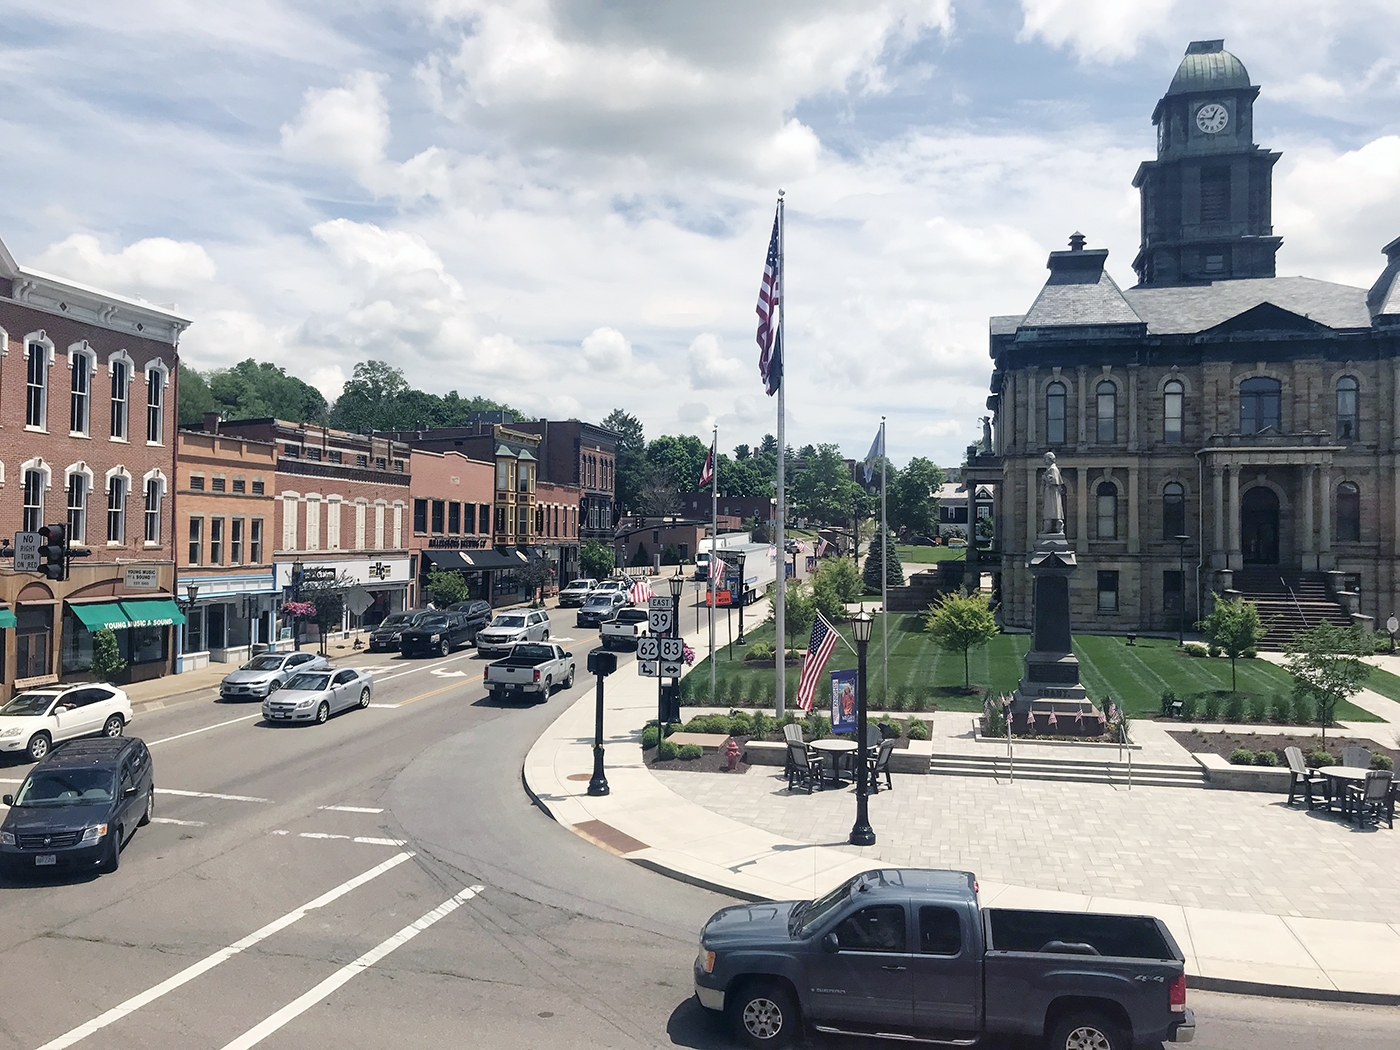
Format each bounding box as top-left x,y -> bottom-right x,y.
742,739 -> 930,774
1192,752 -> 1292,792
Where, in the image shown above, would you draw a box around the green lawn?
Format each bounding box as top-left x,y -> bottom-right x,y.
686,619 -> 1380,722
895,544 -> 966,564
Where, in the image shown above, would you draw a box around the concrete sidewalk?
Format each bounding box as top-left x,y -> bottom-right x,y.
524,606 -> 1400,1004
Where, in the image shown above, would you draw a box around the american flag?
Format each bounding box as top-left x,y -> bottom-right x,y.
796,614 -> 839,712
699,440 -> 714,488
755,206 -> 782,396
816,537 -> 831,558
628,578 -> 653,604
710,554 -> 726,581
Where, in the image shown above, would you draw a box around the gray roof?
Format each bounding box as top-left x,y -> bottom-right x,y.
1020,268 -> 1143,328
1369,239 -> 1400,319
1122,277 -> 1371,335
990,314 -> 1023,336
1168,41 -> 1251,96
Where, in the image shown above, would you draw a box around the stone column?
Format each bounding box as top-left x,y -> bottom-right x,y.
1027,464 -> 1037,553
1227,466 -> 1241,569
1320,463 -> 1332,566
1128,463 -> 1140,554
1076,467 -> 1089,554
1127,364 -> 1139,452
1303,466 -> 1316,571
1212,463 -> 1224,567
1076,366 -> 1088,448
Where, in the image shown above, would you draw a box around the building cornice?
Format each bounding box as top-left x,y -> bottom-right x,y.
5,265 -> 191,346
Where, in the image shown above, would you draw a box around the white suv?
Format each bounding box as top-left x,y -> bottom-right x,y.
0,684 -> 133,762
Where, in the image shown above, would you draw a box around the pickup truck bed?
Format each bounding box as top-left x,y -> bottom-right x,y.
483,643 -> 575,702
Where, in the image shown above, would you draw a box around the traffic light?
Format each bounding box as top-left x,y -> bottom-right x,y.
38,524 -> 66,581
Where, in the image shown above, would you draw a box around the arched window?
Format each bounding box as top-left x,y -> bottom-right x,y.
1337,482 -> 1360,542
69,346 -> 94,436
1336,376 -> 1358,442
1096,381 -> 1117,443
1162,482 -> 1186,539
26,341 -> 50,430
144,474 -> 165,544
1163,380 -> 1184,443
146,363 -> 168,444
1045,382 -> 1066,445
1239,377 -> 1281,434
1096,481 -> 1118,539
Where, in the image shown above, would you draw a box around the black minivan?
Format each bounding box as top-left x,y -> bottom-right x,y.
0,736 -> 154,875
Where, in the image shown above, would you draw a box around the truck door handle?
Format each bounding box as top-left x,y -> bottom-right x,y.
881,965 -> 907,972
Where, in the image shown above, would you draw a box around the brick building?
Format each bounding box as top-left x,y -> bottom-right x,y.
0,235 -> 188,698
679,493 -> 776,525
534,479 -> 581,586
508,420 -> 616,539
409,448 -> 511,604
216,420 -> 413,629
984,41 -> 1400,637
175,421 -> 278,668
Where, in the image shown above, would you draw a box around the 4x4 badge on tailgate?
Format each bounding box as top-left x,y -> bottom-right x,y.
1134,975 -> 1165,983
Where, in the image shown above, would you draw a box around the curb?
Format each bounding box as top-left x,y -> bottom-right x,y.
1188,975 -> 1400,1007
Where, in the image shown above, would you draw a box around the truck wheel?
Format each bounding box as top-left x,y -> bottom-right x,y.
543,676 -> 553,697
728,980 -> 798,1048
563,668 -> 574,689
1049,1010 -> 1127,1050
440,638 -> 451,657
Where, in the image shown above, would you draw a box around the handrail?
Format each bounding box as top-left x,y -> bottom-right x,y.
1281,576 -> 1308,629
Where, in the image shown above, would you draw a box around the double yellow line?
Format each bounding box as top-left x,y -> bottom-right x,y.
389,635 -> 601,709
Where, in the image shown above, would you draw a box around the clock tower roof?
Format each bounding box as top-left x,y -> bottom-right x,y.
1166,40 -> 1252,96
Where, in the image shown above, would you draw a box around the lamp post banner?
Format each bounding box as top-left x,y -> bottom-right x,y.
831,669 -> 858,733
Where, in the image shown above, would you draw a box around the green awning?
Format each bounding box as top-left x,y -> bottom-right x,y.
70,601 -> 133,632
0,608 -> 16,629
119,599 -> 186,628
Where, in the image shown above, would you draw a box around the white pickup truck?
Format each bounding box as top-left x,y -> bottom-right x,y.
483,643 -> 576,702
599,608 -> 650,650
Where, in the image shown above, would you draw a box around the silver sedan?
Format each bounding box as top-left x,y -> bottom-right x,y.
262,668 -> 373,725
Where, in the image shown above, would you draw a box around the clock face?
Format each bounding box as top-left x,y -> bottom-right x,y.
1196,103 -> 1229,134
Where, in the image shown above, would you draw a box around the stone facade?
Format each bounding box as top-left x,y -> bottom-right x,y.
984,42 -> 1400,635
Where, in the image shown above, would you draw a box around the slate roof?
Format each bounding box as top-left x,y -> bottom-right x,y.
990,314 -> 1023,336
1369,239 -> 1400,320
1019,265 -> 1143,329
1122,277 -> 1371,335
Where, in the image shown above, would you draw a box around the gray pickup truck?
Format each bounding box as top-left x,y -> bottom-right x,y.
694,867 -> 1194,1050
483,643 -> 575,702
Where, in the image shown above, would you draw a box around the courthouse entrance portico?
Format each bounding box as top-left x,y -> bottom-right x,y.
1241,487 -> 1279,565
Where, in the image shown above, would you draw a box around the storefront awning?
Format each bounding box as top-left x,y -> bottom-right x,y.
0,607 -> 16,629
70,601 -> 134,632
119,598 -> 186,628
421,550 -> 471,571
460,550 -> 526,570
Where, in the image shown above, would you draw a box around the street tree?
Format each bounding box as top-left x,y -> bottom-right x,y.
1284,621 -> 1375,745
784,584 -> 817,647
887,457 -> 945,537
580,540 -> 614,580
91,628 -> 127,680
1195,597 -> 1267,693
924,590 -> 999,690
425,569 -> 471,607
603,409 -> 646,512
863,527 -> 904,592
791,443 -> 862,525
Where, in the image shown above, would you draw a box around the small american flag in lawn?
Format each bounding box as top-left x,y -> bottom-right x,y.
796,614 -> 839,712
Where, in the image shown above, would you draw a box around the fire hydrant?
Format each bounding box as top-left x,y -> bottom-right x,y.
724,737 -> 741,772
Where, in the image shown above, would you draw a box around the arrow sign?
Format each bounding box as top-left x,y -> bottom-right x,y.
660,660 -> 683,677
638,660 -> 660,678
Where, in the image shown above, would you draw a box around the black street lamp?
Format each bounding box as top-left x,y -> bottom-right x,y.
733,553 -> 748,645
587,648 -> 617,796
1174,535 -> 1190,646
661,570 -> 685,729
849,609 -> 876,847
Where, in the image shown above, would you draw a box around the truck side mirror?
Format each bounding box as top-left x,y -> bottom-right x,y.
2,795 -> 12,806
822,933 -> 840,954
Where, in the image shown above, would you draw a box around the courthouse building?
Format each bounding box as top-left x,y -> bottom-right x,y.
984,41 -> 1400,637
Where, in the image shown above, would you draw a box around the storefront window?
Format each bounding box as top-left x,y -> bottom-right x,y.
17,605 -> 52,680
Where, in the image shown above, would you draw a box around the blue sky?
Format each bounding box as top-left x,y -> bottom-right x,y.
2,1 -> 1397,466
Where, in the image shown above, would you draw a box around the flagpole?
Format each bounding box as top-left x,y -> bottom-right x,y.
710,425 -> 718,705
880,417 -> 888,707
774,190 -> 787,719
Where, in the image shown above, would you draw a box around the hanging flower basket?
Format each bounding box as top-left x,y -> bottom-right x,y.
281,601 -> 317,619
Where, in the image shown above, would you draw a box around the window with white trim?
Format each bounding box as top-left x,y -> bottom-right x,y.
144,478 -> 162,543
250,518 -> 263,563
147,367 -> 165,443
282,496 -> 298,551
210,517 -> 224,565
26,345 -> 48,429
70,352 -> 92,435
231,518 -> 244,564
110,359 -> 129,439
107,475 -> 128,543
68,473 -> 88,544
1163,380 -> 1184,443
23,469 -> 44,532
189,516 -> 203,565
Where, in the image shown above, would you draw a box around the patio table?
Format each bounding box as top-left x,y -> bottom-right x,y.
810,738 -> 857,788
1317,765 -> 1372,813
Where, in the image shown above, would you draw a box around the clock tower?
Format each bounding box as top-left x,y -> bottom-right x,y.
1131,40 -> 1282,285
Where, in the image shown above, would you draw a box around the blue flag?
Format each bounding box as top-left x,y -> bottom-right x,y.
863,425 -> 884,485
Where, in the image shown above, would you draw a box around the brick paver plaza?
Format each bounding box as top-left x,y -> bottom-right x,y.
654,764 -> 1400,924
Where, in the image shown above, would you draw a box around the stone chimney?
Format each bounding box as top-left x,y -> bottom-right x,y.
203,412 -> 222,433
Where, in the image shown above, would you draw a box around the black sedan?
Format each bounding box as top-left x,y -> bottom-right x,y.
0,736 -> 154,875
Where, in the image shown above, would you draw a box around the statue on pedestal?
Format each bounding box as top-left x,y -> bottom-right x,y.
1041,452 -> 1065,535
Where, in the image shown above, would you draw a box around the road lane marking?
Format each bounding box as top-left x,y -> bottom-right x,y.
147,714 -> 260,746
216,886 -> 484,1050
279,832 -> 407,846
150,817 -> 206,827
318,805 -> 383,813
34,852 -> 415,1050
157,789 -> 271,804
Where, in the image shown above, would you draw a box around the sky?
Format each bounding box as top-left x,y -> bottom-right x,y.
2,1 -> 1398,467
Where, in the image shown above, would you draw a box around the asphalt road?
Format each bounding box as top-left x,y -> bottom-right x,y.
1,618 -> 1396,1050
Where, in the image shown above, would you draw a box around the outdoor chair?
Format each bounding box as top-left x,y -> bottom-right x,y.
1343,770 -> 1394,829
868,738 -> 897,793
865,724 -> 882,749
785,740 -> 817,794
783,723 -> 805,778
1284,747 -> 1330,809
1342,746 -> 1373,769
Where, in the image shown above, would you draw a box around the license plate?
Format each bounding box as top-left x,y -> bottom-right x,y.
35,854 -> 56,866
272,712 -> 290,719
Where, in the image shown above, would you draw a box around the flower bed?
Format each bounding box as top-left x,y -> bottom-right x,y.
1169,729 -> 1400,769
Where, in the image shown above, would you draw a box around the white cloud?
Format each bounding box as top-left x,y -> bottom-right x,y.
687,333 -> 748,390
281,72 -> 390,176
32,234 -> 216,293
1018,0 -> 1176,62
580,326 -> 631,371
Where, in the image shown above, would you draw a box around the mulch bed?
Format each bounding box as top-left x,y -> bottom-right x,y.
1169,729 -> 1400,766
643,731 -> 913,774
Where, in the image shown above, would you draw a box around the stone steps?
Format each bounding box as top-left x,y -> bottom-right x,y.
929,752 -> 1206,788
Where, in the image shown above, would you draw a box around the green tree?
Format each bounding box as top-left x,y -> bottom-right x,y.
811,571 -> 848,626
424,569 -> 471,607
791,444 -> 863,525
603,409 -> 646,513
924,590 -> 999,690
580,540 -> 614,580
177,364 -> 217,427
784,584 -> 817,647
207,359 -> 329,423
863,528 -> 904,592
814,556 -> 863,607
519,556 -> 554,606
1284,621 -> 1374,745
90,627 -> 127,680
1195,597 -> 1267,692
888,457 -> 945,537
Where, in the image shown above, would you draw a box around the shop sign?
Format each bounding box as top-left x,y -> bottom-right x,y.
124,566 -> 159,590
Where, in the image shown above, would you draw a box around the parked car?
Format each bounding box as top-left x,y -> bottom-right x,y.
446,599 -> 493,642
262,668 -> 374,725
576,591 -> 627,628
219,651 -> 330,701
592,578 -> 632,602
483,643 -> 576,702
475,610 -> 552,656
909,535 -> 935,546
0,684 -> 133,763
399,613 -> 474,657
557,579 -> 598,608
367,610 -> 427,653
0,736 -> 154,875
694,867 -> 1194,1050
600,608 -> 650,650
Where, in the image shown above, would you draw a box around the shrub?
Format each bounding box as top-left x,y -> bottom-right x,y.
1372,754 -> 1395,770
1229,748 -> 1256,765
642,724 -> 660,749
1208,644 -> 1222,658
1292,691 -> 1314,726
888,689 -> 908,713
1307,749 -> 1335,767
1243,648 -> 1258,659
656,739 -> 680,760
722,676 -> 743,706
1203,693 -> 1222,720
678,744 -> 703,760
1181,642 -> 1208,658
744,641 -> 775,662
1270,693 -> 1292,724
1254,750 -> 1279,767
1159,690 -> 1178,717
805,713 -> 831,740
878,718 -> 903,740
1180,694 -> 1200,720
728,711 -> 754,736
750,711 -> 773,740
911,692 -> 929,713
1224,694 -> 1245,723
1247,695 -> 1269,723
982,706 -> 1006,738
780,710 -> 799,727
907,717 -> 930,741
